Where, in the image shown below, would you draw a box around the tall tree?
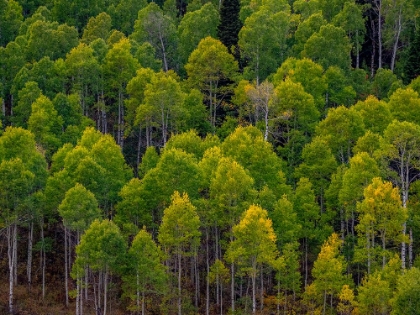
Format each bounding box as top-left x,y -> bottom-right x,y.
238,5 -> 289,84
185,36 -> 238,132
72,219 -> 126,315
226,205 -> 278,314
103,37 -> 139,148
295,136 -> 337,212
315,106 -> 365,164
356,178 -> 407,273
130,2 -> 177,72
58,183 -> 101,308
305,233 -> 347,315
141,71 -> 185,146
217,0 -> 242,55
158,191 -> 201,315
303,24 -> 352,71
375,120 -> 420,268
0,158 -> 34,315
392,267 -> 420,315
0,0 -> 23,46
177,3 -> 219,70
0,126 -> 47,312
124,228 -> 167,315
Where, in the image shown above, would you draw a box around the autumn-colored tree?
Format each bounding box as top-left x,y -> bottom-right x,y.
305,233 -> 348,315
226,205 -> 278,314
158,191 -> 201,315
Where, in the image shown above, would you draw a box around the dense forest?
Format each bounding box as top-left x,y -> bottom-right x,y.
2,0 -> 420,314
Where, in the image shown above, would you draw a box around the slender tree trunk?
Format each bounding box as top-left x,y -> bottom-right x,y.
401,222 -> 406,269
391,7 -> 402,71
377,0 -> 383,69
370,15 -> 377,77
159,31 -> 168,72
252,271 -> 256,314
231,263 -> 235,313
76,272 -> 80,315
13,223 -> 17,286
260,266 -> 264,312
195,254 -> 199,308
65,227 -> 69,307
264,104 -> 269,141
178,252 -> 182,315
142,290 -> 145,315
256,47 -> 260,86
323,290 -> 327,315
277,277 -> 280,315
8,224 -> 15,315
27,221 -> 34,290
118,89 -> 124,149
41,223 -> 46,299
220,282 -> 224,315
104,267 -> 108,315
85,267 -> 89,302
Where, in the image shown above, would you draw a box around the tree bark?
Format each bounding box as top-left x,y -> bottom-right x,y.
27,221 -> 33,290
64,227 -> 69,307
8,224 -> 15,315
178,252 -> 182,315
231,263 -> 235,313
391,7 -> 402,72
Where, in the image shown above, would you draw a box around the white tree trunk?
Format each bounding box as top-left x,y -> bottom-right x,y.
8,224 -> 15,315
27,221 -> 33,290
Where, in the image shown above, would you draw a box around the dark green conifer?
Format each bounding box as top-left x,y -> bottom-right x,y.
217,0 -> 242,52
404,26 -> 420,83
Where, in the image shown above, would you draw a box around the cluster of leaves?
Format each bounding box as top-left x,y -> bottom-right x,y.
2,0 -> 420,314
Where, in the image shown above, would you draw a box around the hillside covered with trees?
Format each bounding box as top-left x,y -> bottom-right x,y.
2,0 -> 420,314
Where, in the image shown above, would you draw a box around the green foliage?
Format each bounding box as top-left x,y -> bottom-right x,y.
353,95 -> 392,133
209,156 -> 255,227
273,57 -> 326,110
371,68 -> 403,101
391,267 -> 420,315
315,106 -> 365,164
303,24 -> 352,70
305,233 -> 348,313
2,1 -> 420,313
123,228 -> 167,312
0,0 -> 23,46
239,6 -> 290,83
72,219 -> 127,275
178,3 -> 219,68
81,12 -> 112,44
158,191 -> 201,254
357,272 -> 391,315
185,36 -> 238,130
295,136 -> 337,209
130,2 -> 177,71
227,204 -> 278,268
139,148 -> 202,224
388,87 -> 420,126
221,125 -> 285,193
58,183 -> 101,232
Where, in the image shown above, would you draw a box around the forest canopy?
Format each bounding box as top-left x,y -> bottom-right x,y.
2,0 -> 420,314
